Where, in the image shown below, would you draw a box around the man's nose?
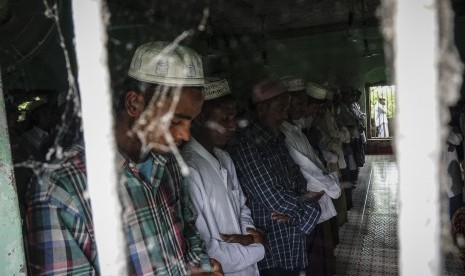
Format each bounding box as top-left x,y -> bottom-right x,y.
176,125 -> 191,142
226,120 -> 236,132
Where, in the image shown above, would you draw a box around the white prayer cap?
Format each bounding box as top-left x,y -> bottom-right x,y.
306,81 -> 327,103
128,41 -> 204,87
281,76 -> 305,92
203,78 -> 231,100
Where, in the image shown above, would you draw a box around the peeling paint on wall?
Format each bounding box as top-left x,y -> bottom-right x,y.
0,67 -> 27,275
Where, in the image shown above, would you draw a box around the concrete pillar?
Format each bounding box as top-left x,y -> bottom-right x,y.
72,1 -> 127,275
0,67 -> 27,275
392,1 -> 441,275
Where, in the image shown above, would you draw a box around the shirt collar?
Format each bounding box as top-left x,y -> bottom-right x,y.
136,155 -> 155,182
32,125 -> 49,138
188,137 -> 221,170
280,121 -> 300,133
116,149 -> 168,169
248,120 -> 285,143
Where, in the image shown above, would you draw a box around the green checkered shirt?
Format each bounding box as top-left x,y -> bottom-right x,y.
25,144 -> 211,275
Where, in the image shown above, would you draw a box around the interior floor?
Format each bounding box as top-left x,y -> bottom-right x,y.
334,155 -> 464,276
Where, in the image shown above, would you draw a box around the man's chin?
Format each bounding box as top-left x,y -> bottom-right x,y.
214,135 -> 232,146
151,148 -> 168,154
150,145 -> 171,155
150,142 -> 183,154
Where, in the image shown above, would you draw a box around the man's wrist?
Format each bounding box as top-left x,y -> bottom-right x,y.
246,234 -> 254,244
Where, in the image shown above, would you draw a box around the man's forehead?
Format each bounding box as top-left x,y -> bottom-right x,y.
291,90 -> 307,98
271,97 -> 290,107
218,103 -> 237,113
172,89 -> 204,120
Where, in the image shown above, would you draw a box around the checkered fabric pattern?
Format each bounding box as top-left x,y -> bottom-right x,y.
229,120 -> 321,271
25,144 -> 210,275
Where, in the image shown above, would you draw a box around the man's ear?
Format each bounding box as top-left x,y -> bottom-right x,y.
256,102 -> 267,116
125,90 -> 145,118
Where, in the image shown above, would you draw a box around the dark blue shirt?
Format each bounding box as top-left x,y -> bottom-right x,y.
229,120 -> 321,270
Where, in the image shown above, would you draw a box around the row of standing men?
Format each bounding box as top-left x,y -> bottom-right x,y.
22,41 -> 366,275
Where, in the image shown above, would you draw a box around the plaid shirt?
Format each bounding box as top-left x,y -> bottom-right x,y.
229,120 -> 321,271
25,144 -> 210,275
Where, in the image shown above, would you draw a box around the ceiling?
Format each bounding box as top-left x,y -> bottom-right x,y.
210,0 -> 381,36
105,0 -> 382,39
104,0 -> 385,86
1,0 -> 464,92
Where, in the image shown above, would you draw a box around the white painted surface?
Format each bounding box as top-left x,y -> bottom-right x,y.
72,1 -> 127,275
394,1 -> 441,275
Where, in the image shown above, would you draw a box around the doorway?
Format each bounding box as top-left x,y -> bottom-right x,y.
365,83 -> 395,154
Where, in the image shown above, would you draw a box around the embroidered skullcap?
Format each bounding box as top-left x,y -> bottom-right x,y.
281,76 -> 305,92
128,41 -> 204,87
306,81 -> 327,103
251,78 -> 287,104
203,78 -> 231,100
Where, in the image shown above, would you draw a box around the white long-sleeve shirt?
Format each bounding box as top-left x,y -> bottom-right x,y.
280,121 -> 341,223
317,110 -> 348,168
182,138 -> 265,276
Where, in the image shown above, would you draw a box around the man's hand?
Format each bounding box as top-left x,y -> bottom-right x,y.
210,258 -> 223,276
246,227 -> 265,244
271,212 -> 290,223
220,233 -> 254,246
190,259 -> 224,276
448,144 -> 456,152
302,190 -> 325,201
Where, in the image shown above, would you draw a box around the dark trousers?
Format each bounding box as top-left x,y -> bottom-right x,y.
306,223 -> 328,276
450,193 -> 464,219
344,187 -> 353,210
260,268 -> 301,276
